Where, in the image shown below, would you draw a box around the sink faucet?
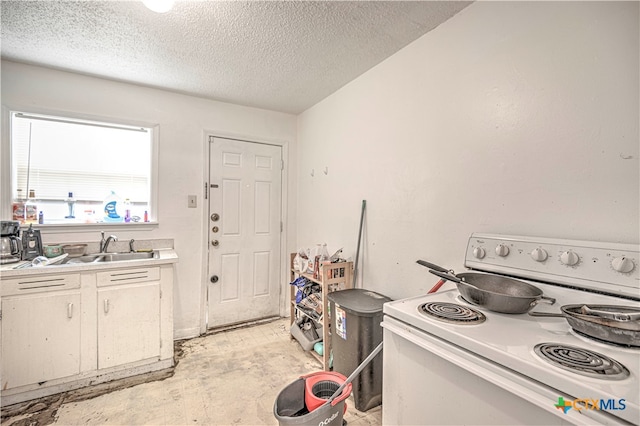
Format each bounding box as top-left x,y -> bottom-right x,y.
100,231 -> 118,253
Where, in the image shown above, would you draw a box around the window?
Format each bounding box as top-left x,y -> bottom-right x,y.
9,111 -> 156,225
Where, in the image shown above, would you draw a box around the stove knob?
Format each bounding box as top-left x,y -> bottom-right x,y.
473,247 -> 486,259
611,256 -> 635,274
495,244 -> 509,257
530,247 -> 548,262
560,250 -> 580,266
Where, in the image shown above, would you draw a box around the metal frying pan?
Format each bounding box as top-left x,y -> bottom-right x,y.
428,269 -> 555,314
530,304 -> 640,347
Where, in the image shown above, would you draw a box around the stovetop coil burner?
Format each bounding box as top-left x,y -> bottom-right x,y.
534,343 -> 630,380
419,302 -> 486,324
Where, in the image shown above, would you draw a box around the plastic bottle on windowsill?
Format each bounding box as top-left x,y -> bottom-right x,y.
124,198 -> 131,223
103,191 -> 123,222
84,209 -> 96,223
65,192 -> 76,219
24,190 -> 38,224
12,189 -> 25,224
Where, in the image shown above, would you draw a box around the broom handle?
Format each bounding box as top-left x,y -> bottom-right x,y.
353,200 -> 366,288
328,341 -> 383,404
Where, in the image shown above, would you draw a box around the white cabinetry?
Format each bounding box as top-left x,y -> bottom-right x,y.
97,268 -> 161,369
0,260 -> 175,406
1,273 -> 81,390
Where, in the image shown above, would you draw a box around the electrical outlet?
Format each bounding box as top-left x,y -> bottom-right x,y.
188,195 -> 197,208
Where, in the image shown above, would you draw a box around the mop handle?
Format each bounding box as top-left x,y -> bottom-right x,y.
353,200 -> 366,288
327,341 -> 383,404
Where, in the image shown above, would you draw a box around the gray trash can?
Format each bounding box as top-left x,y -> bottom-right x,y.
327,288 -> 391,412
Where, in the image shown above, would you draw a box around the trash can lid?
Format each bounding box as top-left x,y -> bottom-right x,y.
327,288 -> 392,315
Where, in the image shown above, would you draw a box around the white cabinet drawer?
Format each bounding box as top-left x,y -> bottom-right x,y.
1,273 -> 80,296
96,267 -> 160,287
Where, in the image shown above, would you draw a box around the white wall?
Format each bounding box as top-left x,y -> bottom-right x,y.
1,61 -> 298,338
296,1 -> 639,300
3,1 -> 638,332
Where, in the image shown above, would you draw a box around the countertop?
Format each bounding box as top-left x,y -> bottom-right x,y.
0,248 -> 178,278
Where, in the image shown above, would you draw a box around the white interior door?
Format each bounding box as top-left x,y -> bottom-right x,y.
207,137 -> 282,328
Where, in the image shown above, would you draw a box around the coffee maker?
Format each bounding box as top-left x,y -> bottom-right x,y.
1,220 -> 22,264
21,224 -> 43,261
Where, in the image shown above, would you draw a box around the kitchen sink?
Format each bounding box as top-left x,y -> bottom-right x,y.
64,255 -> 103,264
99,252 -> 157,262
63,251 -> 158,264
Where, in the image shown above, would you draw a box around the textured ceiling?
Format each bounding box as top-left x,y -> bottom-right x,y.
1,1 -> 471,114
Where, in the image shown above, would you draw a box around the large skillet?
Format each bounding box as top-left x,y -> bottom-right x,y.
430,270 -> 556,314
530,305 -> 640,347
417,260 -> 555,314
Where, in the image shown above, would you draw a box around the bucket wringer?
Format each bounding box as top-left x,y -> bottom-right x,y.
273,341 -> 383,426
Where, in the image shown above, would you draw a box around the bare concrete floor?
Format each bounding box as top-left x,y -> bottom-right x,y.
3,318 -> 382,426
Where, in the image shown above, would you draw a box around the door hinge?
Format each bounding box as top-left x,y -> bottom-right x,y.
280,221 -> 283,232
204,182 -> 208,200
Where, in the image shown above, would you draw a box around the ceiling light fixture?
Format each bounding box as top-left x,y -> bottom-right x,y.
142,0 -> 174,13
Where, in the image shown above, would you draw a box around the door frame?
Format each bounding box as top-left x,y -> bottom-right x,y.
199,130 -> 290,335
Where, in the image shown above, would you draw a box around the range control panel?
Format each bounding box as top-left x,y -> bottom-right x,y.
465,233 -> 640,299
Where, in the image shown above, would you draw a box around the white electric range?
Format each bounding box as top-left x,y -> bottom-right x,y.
382,233 -> 640,425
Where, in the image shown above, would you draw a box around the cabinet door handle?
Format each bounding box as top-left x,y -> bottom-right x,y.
104,299 -> 110,314
67,302 -> 74,319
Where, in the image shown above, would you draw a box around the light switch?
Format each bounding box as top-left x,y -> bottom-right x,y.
188,195 -> 197,208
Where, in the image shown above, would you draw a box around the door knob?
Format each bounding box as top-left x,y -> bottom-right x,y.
211,240 -> 219,247
210,275 -> 219,283
211,213 -> 220,221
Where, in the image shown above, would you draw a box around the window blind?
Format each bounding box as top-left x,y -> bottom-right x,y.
12,112 -> 151,203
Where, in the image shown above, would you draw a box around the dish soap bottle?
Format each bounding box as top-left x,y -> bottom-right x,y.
103,191 -> 123,222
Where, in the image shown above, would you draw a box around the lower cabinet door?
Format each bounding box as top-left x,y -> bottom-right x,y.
1,291 -> 81,389
97,282 -> 161,369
